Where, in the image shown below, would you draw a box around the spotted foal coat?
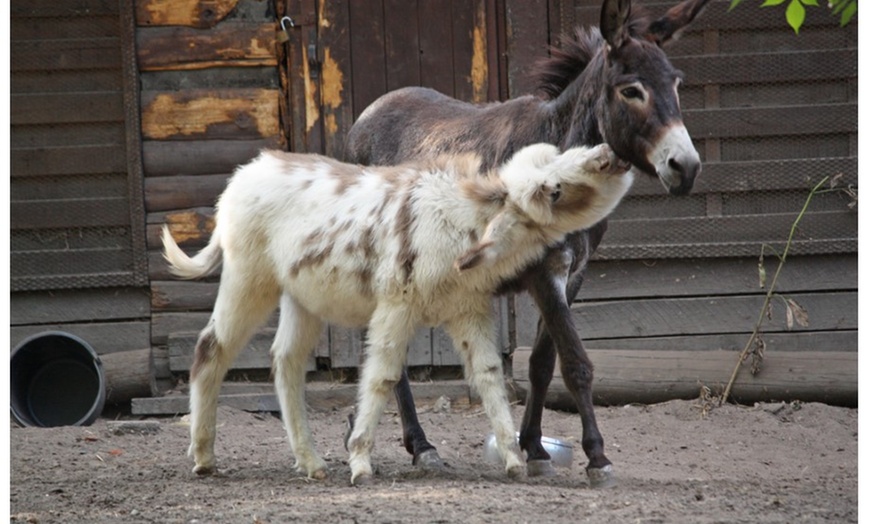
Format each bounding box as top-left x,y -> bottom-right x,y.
162,143 -> 632,485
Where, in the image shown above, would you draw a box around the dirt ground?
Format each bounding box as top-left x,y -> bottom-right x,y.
9,394 -> 857,524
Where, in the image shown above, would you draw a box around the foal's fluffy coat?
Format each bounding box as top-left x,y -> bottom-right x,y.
162,142 -> 632,484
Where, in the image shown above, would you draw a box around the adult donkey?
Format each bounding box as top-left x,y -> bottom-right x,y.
345,0 -> 710,487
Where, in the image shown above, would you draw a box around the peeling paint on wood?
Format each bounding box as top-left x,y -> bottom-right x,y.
321,47 -> 344,135
164,210 -> 215,245
141,88 -> 279,140
302,42 -> 320,133
471,1 -> 489,103
137,23 -> 276,71
136,0 -> 239,28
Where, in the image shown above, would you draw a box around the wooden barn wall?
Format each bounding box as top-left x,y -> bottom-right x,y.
10,0 -> 152,359
143,0 -> 512,386
513,0 -> 858,382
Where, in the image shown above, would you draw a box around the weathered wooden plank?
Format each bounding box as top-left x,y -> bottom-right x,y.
152,312 -> 214,346
598,239 -> 857,261
462,0 -> 490,103
12,13 -> 119,41
168,329 -> 317,373
151,280 -> 219,312
140,67 -> 279,91
12,145 -> 128,177
574,0 -> 851,33
348,0 -> 387,121
12,248 -> 133,279
102,348 -> 155,404
318,0 -> 354,159
578,255 -> 857,300
11,38 -> 122,73
144,174 -> 228,212
131,380 -> 479,415
136,22 -> 276,71
12,197 -> 130,230
418,0 -> 455,97
11,287 -> 151,325
142,138 -> 279,177
570,292 -> 857,340
684,103 -> 857,139
505,0 -> 549,96
11,321 -> 151,356
512,347 -> 858,407
329,326 -> 365,368
672,49 -> 856,86
135,0 -> 239,28
12,0 -> 119,18
603,210 -> 857,248
407,328 -> 433,368
140,89 -> 279,140
581,331 -> 858,352
382,0 -> 420,91
626,157 -> 857,197
147,207 -> 216,248
12,69 -> 123,94
11,93 -> 123,125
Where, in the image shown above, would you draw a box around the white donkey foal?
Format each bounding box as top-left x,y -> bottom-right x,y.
161,142 -> 632,485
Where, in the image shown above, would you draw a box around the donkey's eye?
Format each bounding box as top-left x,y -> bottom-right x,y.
620,86 -> 644,100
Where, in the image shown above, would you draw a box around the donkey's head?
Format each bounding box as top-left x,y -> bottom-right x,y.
455,143 -> 632,271
558,0 -> 708,195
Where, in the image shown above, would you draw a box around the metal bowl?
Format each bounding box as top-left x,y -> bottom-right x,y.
482,432 -> 574,468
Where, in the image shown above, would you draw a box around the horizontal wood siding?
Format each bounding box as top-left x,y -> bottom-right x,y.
564,0 -> 858,261
11,0 -> 148,292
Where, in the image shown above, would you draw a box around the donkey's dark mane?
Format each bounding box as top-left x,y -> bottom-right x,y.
534,8 -> 655,100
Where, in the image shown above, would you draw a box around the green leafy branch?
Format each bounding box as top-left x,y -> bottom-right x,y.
729,0 -> 857,33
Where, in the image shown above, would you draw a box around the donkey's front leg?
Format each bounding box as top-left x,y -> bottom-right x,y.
445,311 -> 524,479
525,244 -> 614,487
346,305 -> 416,486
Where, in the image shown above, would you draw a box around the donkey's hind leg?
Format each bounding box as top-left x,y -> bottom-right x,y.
188,269 -> 280,475
394,369 -> 442,469
271,293 -> 327,479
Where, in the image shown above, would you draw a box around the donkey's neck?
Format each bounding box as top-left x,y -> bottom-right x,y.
543,49 -> 607,150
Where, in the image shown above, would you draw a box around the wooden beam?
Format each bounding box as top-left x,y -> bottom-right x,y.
136,0 -> 239,28
136,22 -> 276,71
140,89 -> 279,140
512,347 -> 858,407
144,174 -> 228,212
141,138 -> 279,177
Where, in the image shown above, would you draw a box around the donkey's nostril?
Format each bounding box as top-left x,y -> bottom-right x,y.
668,157 -> 684,175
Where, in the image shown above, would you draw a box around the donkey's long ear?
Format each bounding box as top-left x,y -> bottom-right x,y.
646,0 -> 712,46
600,0 -> 632,49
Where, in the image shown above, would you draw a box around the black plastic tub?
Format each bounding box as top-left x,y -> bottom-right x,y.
10,331 -> 106,427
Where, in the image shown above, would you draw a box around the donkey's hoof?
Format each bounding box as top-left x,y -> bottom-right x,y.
413,449 -> 446,471
586,464 -> 616,488
351,472 -> 373,486
192,464 -> 216,476
527,459 -> 557,478
506,464 -> 527,480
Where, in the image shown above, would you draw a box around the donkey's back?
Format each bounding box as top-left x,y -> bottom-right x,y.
346,86 -> 548,169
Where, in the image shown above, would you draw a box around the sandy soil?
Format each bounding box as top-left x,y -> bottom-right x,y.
10,395 -> 857,523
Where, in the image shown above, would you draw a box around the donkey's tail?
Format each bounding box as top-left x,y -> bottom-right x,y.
161,224 -> 223,280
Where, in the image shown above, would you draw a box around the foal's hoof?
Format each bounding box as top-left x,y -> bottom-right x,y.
413,449 -> 446,471
586,464 -> 616,489
351,472 -> 373,487
192,464 -> 216,476
527,459 -> 558,478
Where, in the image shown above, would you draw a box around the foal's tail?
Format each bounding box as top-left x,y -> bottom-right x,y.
161,224 -> 223,280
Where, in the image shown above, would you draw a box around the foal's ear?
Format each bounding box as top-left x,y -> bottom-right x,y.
455,210 -> 517,272
645,0 -> 712,46
600,0 -> 632,50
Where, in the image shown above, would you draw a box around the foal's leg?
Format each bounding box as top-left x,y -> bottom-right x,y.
271,293 -> 327,479
188,270 -> 280,474
445,310 -> 524,479
522,233 -> 613,487
346,304 -> 417,485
